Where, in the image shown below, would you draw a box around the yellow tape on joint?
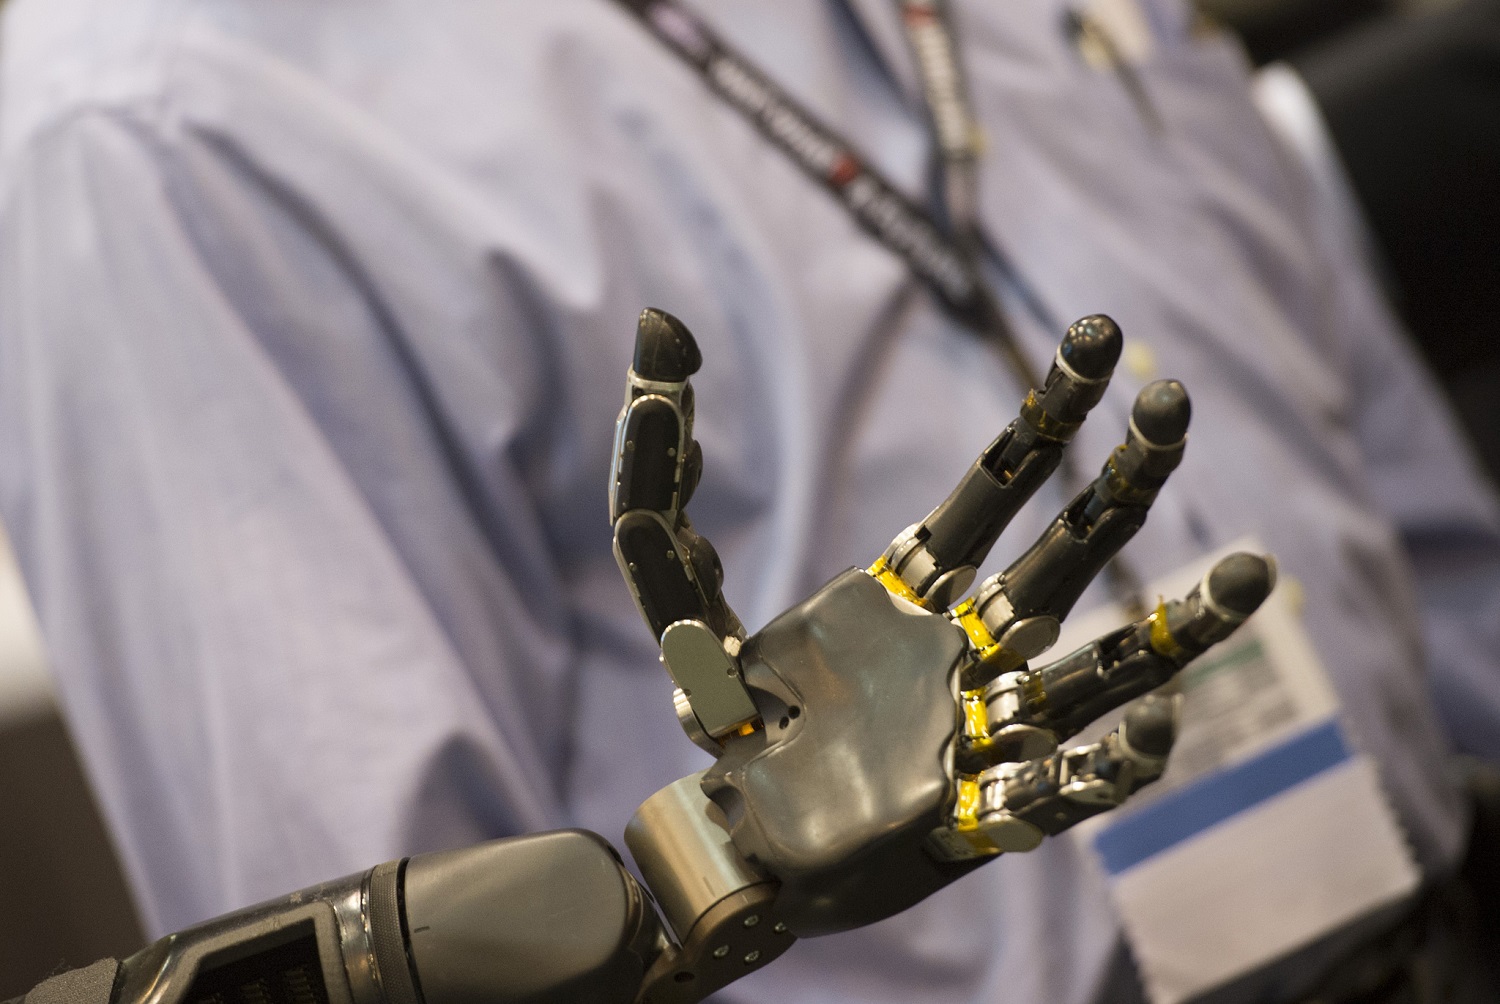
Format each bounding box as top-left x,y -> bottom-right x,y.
867,557 -> 924,605
1147,600 -> 1183,659
963,691 -> 989,739
950,777 -> 1003,856
953,598 -> 1000,659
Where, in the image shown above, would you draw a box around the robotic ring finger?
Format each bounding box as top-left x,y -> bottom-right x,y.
15,311 -> 1273,1004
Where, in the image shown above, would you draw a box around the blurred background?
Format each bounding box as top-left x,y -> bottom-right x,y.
1216,0 -> 1500,480
0,0 -> 1495,997
0,526 -> 143,999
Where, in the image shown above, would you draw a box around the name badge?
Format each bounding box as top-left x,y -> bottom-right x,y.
1057,540 -> 1419,1003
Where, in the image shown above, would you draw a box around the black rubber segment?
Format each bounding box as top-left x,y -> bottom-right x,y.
1131,379 -> 1191,445
1123,697 -> 1178,758
1003,500 -> 1147,624
925,445 -> 1062,573
1206,552 -> 1275,617
634,309 -> 702,381
1059,314 -> 1123,380
368,860 -> 420,1004
614,511 -> 705,637
614,397 -> 682,517
402,831 -> 655,1004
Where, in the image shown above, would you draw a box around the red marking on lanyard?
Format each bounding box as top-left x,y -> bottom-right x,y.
902,3 -> 938,27
828,155 -> 860,187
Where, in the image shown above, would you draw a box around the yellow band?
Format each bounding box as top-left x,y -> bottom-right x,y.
963,691 -> 988,739
1147,600 -> 1183,659
952,777 -> 1002,855
954,777 -> 983,829
1020,391 -> 1084,442
953,598 -> 1000,659
1103,450 -> 1160,505
867,557 -> 924,605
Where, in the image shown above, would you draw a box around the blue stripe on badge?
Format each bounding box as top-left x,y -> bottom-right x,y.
1095,719 -> 1350,877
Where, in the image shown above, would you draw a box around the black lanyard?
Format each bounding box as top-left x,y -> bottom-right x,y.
611,0 -> 1044,391
615,0 -> 1148,614
898,1 -> 983,245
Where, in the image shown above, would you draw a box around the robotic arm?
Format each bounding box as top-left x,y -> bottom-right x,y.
14,310 -> 1273,1004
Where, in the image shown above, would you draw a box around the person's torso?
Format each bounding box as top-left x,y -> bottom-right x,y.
0,1 -> 1466,1001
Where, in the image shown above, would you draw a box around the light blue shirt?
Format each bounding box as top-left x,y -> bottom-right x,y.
3,1 -> 1499,1002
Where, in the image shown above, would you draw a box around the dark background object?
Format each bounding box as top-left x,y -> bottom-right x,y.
1292,0 -> 1500,480
1204,0 -> 1500,481
1200,0 -> 1389,64
0,707 -> 144,1000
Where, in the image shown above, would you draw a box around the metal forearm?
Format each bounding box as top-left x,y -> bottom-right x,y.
56,832 -> 671,1004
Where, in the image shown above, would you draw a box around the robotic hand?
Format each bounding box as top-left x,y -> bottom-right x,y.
611,309 -> 1276,943
14,309 -> 1275,1004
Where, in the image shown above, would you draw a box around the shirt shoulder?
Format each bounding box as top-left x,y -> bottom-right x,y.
0,0 -> 631,182
0,0 -> 194,165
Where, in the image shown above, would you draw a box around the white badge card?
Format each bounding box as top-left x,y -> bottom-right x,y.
1058,541 -> 1419,1004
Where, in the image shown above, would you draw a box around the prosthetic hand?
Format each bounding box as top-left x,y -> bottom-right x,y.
612,309 -> 1276,942
15,310 -> 1276,1004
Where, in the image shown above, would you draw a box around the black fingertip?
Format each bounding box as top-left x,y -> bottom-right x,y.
1060,314 -> 1123,380
1131,379 -> 1190,445
1124,697 -> 1178,758
1206,552 -> 1276,618
634,308 -> 702,381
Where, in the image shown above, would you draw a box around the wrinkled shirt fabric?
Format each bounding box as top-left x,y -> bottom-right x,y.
2,1 -> 1499,1002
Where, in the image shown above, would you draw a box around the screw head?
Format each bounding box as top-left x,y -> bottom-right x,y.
743,950 -> 761,965
712,945 -> 729,959
742,914 -> 760,928
773,922 -> 788,933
